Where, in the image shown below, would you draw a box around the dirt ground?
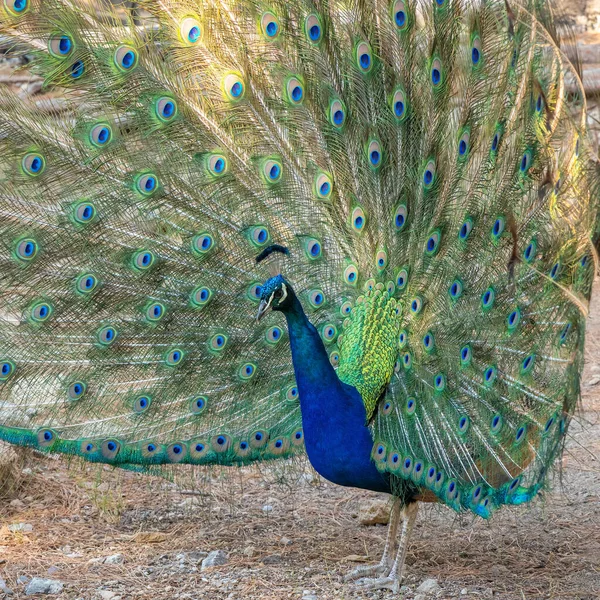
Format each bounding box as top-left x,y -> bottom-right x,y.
0,300 -> 598,600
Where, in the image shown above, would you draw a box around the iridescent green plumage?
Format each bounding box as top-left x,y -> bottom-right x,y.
0,0 -> 598,522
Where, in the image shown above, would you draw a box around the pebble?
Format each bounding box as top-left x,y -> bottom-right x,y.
201,550 -> 228,571
261,554 -> 282,565
262,504 -> 274,513
461,589 -> 469,595
24,578 -> 64,595
17,576 -> 31,585
9,499 -> 24,508
416,578 -> 441,595
414,594 -> 427,600
302,592 -> 318,600
0,578 -> 14,596
97,591 -> 120,600
8,523 -> 33,533
358,499 -> 390,526
279,536 -> 293,546
104,554 -> 124,565
243,546 -> 257,557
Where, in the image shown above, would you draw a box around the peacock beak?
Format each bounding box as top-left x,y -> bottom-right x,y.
256,297 -> 272,322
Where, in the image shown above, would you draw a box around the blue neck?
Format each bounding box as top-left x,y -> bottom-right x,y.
281,295 -> 391,494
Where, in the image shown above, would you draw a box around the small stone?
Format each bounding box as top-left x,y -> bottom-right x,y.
586,375 -> 600,387
414,595 -> 427,600
104,554 -> 124,565
47,567 -> 59,576
24,578 -> 64,595
261,554 -> 282,565
262,504 -> 274,513
279,536 -> 293,546
460,589 -> 469,595
17,576 -> 31,585
243,546 -> 257,558
482,588 -> 494,598
97,591 -> 117,600
201,550 -> 228,571
0,578 -> 14,595
490,564 -> 508,577
416,578 -> 440,595
9,499 -> 24,508
8,523 -> 33,533
302,593 -> 318,600
358,499 -> 390,526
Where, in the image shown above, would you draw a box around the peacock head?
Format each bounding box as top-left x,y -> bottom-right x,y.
255,244 -> 294,321
256,274 -> 294,321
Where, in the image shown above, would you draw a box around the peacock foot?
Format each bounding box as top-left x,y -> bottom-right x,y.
354,575 -> 401,593
343,561 -> 390,582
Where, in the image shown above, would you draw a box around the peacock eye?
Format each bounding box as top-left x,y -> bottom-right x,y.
273,289 -> 283,299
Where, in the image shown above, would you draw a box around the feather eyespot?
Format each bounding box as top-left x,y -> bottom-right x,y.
73,202 -> 96,225
393,0 -> 408,29
321,324 -> 337,343
132,250 -> 155,271
308,289 -> 325,308
209,333 -> 227,352
422,159 -> 436,188
343,264 -> 358,286
458,130 -> 470,159
460,344 -> 472,366
425,230 -> 441,256
145,302 -> 165,322
5,0 -> 29,15
329,351 -> 339,366
223,72 -> 245,101
22,152 -> 45,176
97,326 -> 117,345
481,287 -> 495,310
286,386 -> 299,401
430,58 -> 443,86
402,351 -> 412,369
70,60 -> 85,79
449,279 -> 463,300
37,428 -> 56,447
89,123 -> 112,147
286,77 -> 304,104
515,425 -> 527,444
490,414 -> 503,434
507,308 -> 521,331
398,329 -> 408,348
165,348 -> 184,366
155,97 -> 177,122
356,41 -> 373,73
76,273 -> 97,294
392,87 -> 407,120
0,360 -> 15,381
190,396 -> 207,414
15,238 -> 38,261
68,381 -> 86,400
212,434 -> 230,452
396,268 -> 409,290
422,331 -> 434,352
191,286 -> 212,308
393,204 -> 408,231
265,326 -> 283,344
262,159 -> 282,183
340,301 -> 352,316
30,301 -> 52,322
483,365 -> 497,386
49,33 -> 73,57
401,455 -> 413,475
261,12 -> 280,39
135,173 -> 158,196
521,353 -> 535,373
134,395 -> 151,413
459,217 -> 473,240
250,226 -> 269,246
351,207 -> 366,232
471,35 -> 482,65
535,93 -> 543,113
434,373 -> 446,392
549,261 -> 561,280
559,322 -> 571,344
239,362 -> 256,380
491,216 -> 505,240
304,238 -> 322,259
192,233 -> 214,255
292,429 -> 303,445
114,45 -> 138,71
329,99 -> 346,128
367,140 -> 382,168
405,397 -> 416,415
305,14 -> 322,43
458,416 -> 470,434
374,250 -> 387,271
520,149 -> 532,173
206,153 -> 227,176
315,173 -> 333,198
410,296 -> 423,315
179,17 -> 201,45
167,443 -> 187,463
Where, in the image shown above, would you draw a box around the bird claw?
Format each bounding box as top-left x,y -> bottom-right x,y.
343,562 -> 389,582
354,576 -> 400,593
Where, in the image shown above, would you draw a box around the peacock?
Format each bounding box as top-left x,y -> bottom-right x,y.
0,0 -> 598,592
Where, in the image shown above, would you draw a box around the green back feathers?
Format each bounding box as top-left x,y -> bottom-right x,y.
0,0 -> 598,518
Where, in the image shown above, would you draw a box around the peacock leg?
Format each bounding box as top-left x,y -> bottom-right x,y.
354,501 -> 418,592
343,496 -> 402,582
